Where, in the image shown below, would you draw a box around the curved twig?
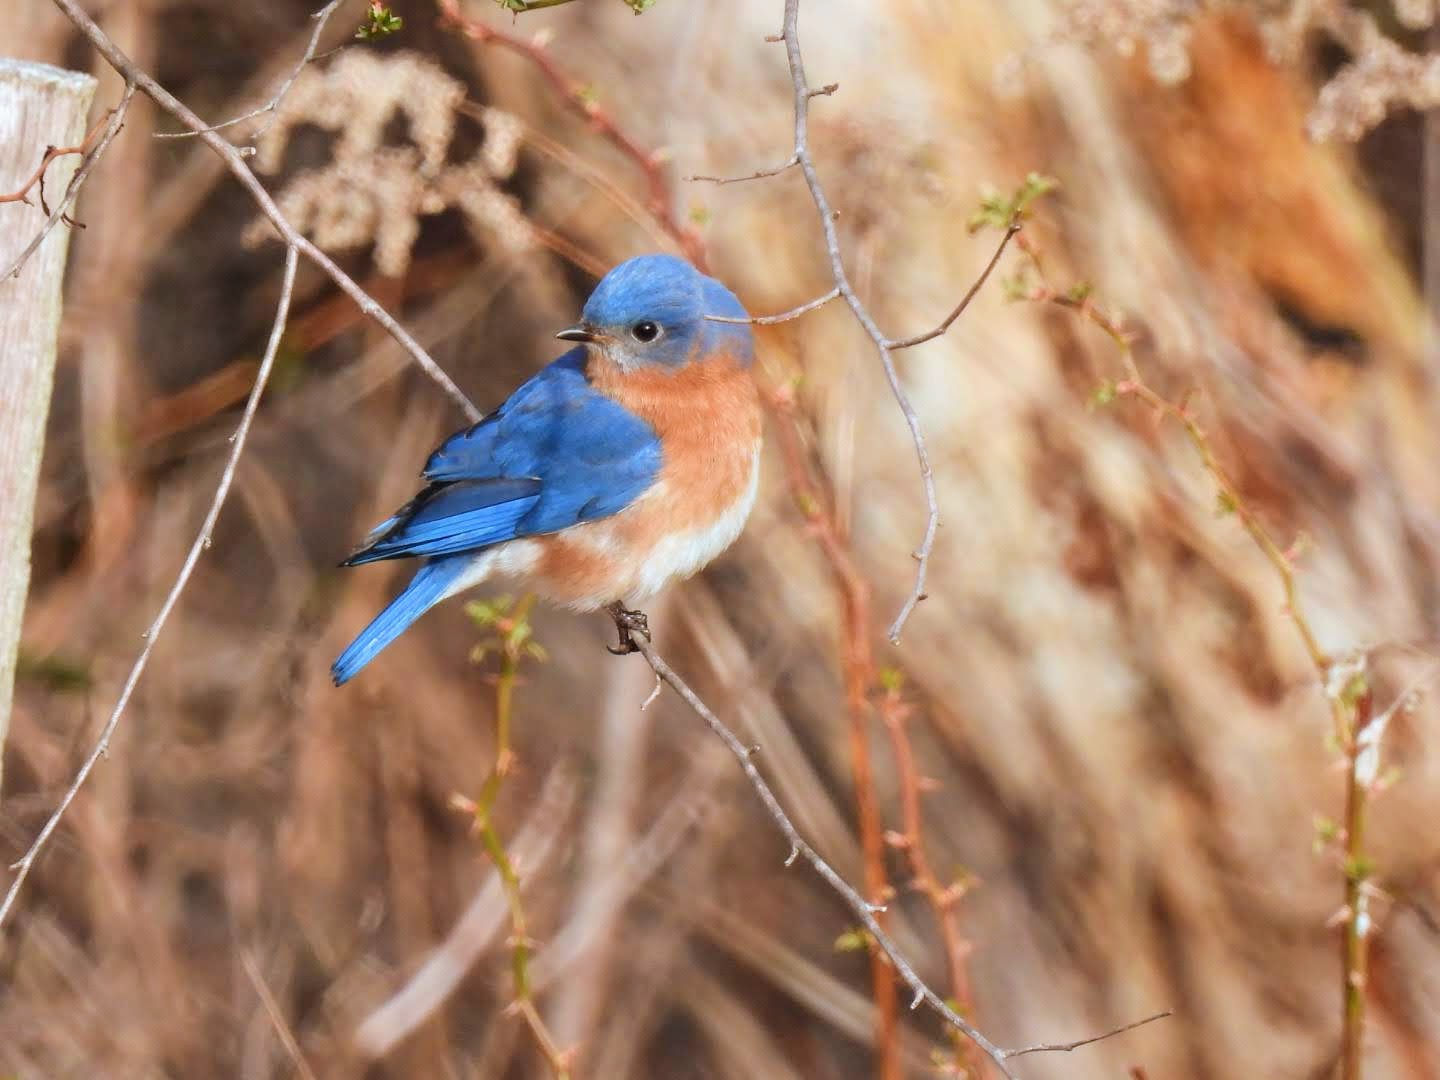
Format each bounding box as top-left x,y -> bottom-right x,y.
154,0 -> 351,148
706,286 -> 840,325
777,0 -> 936,643
886,222 -> 1021,350
0,245 -> 300,932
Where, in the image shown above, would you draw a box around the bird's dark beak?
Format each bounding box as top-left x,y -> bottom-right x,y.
555,323 -> 595,343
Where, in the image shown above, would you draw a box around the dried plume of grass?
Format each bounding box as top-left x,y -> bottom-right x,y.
244,49 -> 532,276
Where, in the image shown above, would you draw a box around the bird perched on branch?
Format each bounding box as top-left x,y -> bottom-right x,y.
332,254 -> 761,685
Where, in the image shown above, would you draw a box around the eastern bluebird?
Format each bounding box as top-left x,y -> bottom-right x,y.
331,254 -> 761,685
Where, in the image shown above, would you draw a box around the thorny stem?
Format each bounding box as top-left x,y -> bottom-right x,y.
878,685 -> 982,1076
754,220 -> 1023,1071
0,245 -> 300,932
1015,238 -> 1375,1080
766,385 -> 899,1076
620,624 -> 1016,1078
462,595 -> 572,1078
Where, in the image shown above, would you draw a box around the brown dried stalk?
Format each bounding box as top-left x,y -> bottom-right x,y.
0,0 -> 489,932
0,244 -> 300,931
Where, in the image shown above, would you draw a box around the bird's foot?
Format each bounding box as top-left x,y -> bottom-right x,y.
606,602 -> 651,655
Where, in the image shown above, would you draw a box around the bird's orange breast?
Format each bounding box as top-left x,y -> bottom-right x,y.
586,349 -> 761,536
522,350 -> 762,609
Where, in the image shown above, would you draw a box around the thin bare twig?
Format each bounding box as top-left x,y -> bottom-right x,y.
493,0 -> 583,10
0,245 -> 300,932
1007,1009 -> 1174,1058
437,0 -> 707,270
886,222 -> 1022,350
705,286 -> 840,325
686,156 -> 798,185
689,4 -> 1024,640
154,0 -> 350,149
52,0 -> 481,422
3,85 -> 135,281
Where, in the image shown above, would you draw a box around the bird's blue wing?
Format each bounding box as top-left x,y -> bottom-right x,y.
344,348 -> 661,565
342,478 -> 543,565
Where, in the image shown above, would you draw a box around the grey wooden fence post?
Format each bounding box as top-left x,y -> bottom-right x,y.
0,59 -> 98,791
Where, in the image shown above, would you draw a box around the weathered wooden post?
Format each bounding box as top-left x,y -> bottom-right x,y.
0,59 -> 98,790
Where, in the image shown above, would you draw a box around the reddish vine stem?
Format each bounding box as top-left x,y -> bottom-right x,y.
0,105 -> 116,208
878,685 -> 983,1076
4,87 -> 134,281
436,0 -> 707,270
622,629 -> 1017,1078
624,624 -> 1175,1076
765,385 -> 900,1078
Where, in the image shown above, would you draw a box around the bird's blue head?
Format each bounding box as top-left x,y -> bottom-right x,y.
556,254 -> 754,371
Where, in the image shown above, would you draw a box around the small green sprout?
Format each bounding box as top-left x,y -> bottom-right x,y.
356,2 -> 403,40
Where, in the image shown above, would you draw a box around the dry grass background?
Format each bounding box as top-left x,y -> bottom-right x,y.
5,0 -> 1440,1077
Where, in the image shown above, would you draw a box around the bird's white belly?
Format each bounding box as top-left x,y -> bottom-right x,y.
627,444 -> 761,600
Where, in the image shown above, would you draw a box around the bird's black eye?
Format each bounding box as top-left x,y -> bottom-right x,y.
630,320 -> 661,343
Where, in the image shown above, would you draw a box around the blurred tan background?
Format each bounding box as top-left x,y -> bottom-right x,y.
5,0 -> 1440,1077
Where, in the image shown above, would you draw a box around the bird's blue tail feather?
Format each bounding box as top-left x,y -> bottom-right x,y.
331,556 -> 470,685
